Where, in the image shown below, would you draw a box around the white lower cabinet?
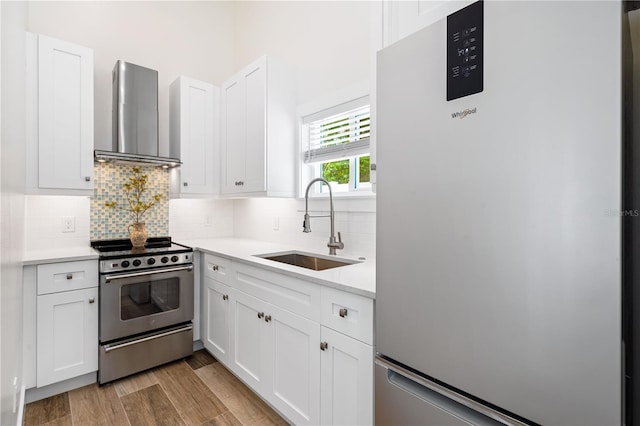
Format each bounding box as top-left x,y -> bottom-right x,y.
229,287 -> 321,425
204,256 -> 373,425
36,286 -> 98,387
267,301 -> 321,425
228,288 -> 270,393
320,327 -> 373,426
23,260 -> 99,390
203,277 -> 231,364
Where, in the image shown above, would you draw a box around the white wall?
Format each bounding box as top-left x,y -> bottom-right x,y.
1,2 -> 27,424
233,1 -> 372,105
27,1 -> 236,157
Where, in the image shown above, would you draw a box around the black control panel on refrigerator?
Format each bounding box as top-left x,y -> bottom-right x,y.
447,1 -> 483,101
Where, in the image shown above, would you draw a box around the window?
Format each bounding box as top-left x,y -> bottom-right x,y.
301,97 -> 371,196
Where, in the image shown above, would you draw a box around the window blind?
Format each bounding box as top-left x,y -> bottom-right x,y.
303,101 -> 370,164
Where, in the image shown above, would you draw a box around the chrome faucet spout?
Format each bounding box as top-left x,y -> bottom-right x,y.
303,178 -> 344,255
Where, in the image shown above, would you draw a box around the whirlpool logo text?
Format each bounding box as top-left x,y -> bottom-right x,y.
451,107 -> 477,119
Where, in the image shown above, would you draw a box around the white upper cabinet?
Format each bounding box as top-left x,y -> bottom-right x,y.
27,33 -> 94,192
220,56 -> 297,197
382,0 -> 474,47
170,76 -> 219,196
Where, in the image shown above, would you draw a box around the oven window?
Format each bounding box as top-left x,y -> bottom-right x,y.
120,278 -> 180,320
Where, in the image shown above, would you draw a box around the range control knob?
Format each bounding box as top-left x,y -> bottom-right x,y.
132,259 -> 142,267
121,260 -> 130,268
147,258 -> 156,265
161,256 -> 169,264
171,255 -> 179,263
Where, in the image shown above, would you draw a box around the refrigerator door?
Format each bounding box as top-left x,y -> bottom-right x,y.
376,2 -> 622,425
375,357 -> 515,426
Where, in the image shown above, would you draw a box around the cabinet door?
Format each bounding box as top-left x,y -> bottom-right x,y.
203,277 -> 230,363
228,288 -> 270,393
242,58 -> 267,193
38,35 -> 93,190
266,303 -> 321,425
37,287 -> 98,387
178,77 -> 216,194
383,1 -> 475,47
320,327 -> 373,426
221,77 -> 245,194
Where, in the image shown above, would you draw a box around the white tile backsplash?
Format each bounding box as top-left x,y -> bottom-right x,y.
24,195 -> 375,258
169,198 -> 235,241
24,195 -> 91,250
232,198 -> 376,259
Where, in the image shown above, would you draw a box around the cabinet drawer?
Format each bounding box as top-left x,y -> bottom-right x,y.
37,260 -> 98,295
233,262 -> 321,322
203,254 -> 232,284
321,287 -> 374,345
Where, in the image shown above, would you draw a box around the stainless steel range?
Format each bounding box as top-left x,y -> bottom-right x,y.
91,237 -> 194,384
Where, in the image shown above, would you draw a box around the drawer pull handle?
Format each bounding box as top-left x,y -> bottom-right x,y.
264,315 -> 272,323
258,312 -> 264,319
89,297 -> 95,304
339,308 -> 348,318
320,342 -> 328,351
222,294 -> 229,301
66,273 -> 73,280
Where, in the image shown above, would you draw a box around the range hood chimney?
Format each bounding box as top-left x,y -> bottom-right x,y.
94,60 -> 180,167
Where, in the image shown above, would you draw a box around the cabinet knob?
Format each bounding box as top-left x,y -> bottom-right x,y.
89,297 -> 95,304
258,312 -> 264,319
183,182 -> 188,187
213,265 -> 219,271
85,176 -> 91,182
240,181 -> 244,186
339,308 -> 348,318
264,315 -> 271,323
66,273 -> 73,280
222,294 -> 228,301
320,342 -> 328,351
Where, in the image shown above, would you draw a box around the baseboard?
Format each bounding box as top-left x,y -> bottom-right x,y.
193,339 -> 204,351
25,372 -> 96,404
16,385 -> 25,426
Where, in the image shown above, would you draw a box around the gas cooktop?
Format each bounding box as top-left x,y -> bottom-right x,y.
91,237 -> 190,257
91,237 -> 193,273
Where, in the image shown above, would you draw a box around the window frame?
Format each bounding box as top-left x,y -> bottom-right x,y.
298,92 -> 373,199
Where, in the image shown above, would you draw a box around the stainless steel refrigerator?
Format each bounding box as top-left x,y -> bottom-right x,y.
375,1 -> 624,425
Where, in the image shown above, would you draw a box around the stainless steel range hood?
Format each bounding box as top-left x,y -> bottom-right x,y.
94,60 -> 180,167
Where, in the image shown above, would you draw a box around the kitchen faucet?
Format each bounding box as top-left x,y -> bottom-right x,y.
303,178 -> 344,255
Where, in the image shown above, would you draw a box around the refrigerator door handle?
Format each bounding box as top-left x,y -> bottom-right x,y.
376,356 -> 529,426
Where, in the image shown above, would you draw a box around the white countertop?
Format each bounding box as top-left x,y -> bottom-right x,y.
23,246 -> 99,266
183,238 -> 376,299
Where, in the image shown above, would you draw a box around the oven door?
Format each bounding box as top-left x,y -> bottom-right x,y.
100,265 -> 194,342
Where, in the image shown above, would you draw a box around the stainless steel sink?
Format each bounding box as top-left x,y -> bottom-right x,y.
256,251 -> 360,271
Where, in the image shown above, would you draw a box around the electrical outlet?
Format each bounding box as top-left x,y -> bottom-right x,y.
61,216 -> 75,233
205,215 -> 213,227
273,216 -> 280,231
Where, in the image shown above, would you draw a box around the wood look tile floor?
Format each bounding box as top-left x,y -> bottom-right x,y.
24,350 -> 288,426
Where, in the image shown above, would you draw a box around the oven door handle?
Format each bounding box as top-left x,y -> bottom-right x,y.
103,324 -> 193,353
104,265 -> 193,282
